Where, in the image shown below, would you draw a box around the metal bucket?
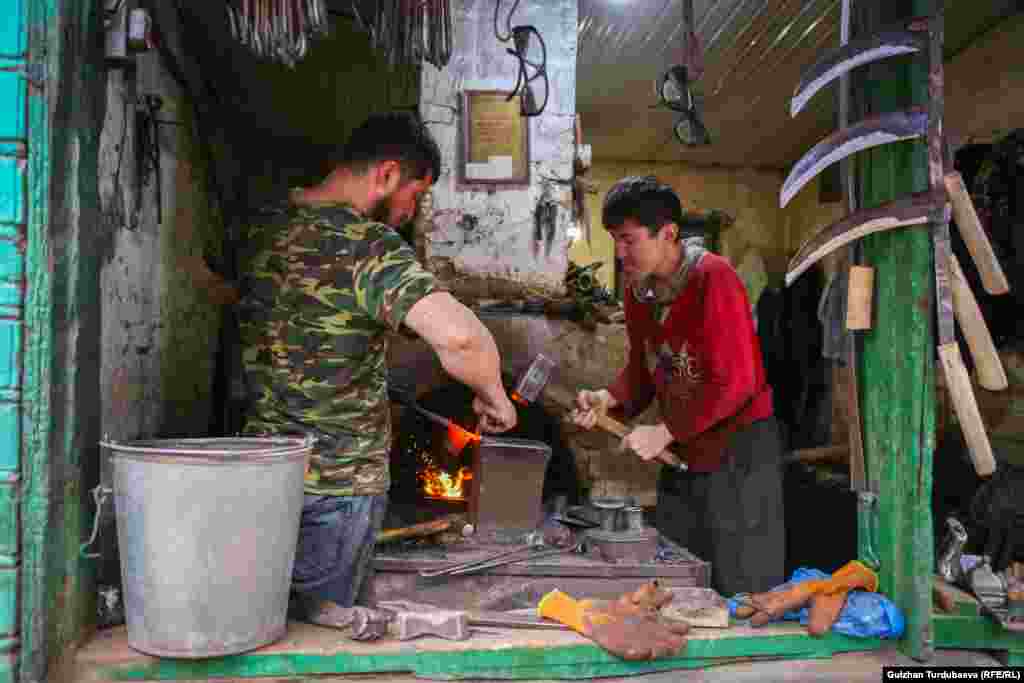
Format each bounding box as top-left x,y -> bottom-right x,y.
102,437 -> 311,658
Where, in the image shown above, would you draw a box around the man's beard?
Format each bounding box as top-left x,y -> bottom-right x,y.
368,197 -> 392,224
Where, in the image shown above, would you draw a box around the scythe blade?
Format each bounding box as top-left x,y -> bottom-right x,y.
786,190 -> 945,286
791,27 -> 926,117
780,107 -> 928,208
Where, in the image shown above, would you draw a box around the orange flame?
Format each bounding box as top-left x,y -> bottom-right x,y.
421,465 -> 473,500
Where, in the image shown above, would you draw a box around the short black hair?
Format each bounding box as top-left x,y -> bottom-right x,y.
339,111 -> 441,184
602,175 -> 685,238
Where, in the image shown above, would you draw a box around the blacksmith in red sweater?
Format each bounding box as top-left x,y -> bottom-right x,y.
572,176 -> 785,596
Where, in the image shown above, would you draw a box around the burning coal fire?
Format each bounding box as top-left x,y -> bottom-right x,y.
403,430 -> 473,501
420,463 -> 473,500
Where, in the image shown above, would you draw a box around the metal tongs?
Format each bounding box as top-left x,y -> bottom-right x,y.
419,536 -> 584,578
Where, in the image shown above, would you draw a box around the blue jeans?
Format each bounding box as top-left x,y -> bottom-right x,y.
291,493 -> 387,612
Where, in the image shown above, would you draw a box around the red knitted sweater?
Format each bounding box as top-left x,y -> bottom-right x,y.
608,250 -> 773,473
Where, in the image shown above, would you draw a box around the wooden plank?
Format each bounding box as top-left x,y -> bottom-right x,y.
854,0 -> 936,662
75,621 -> 886,681
933,614 -> 1024,653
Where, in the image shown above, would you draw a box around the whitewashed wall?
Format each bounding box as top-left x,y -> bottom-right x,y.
420,0 -> 578,293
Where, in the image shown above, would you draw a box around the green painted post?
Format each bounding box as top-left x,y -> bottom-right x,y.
854,0 -> 936,662
20,0 -> 54,679
0,0 -> 31,681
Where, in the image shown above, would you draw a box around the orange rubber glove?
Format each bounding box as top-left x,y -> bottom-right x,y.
538,588 -> 688,660
736,561 -> 879,627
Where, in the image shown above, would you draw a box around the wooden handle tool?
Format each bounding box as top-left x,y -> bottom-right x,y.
543,383 -> 686,470
944,171 -> 1010,295
938,342 -> 997,476
948,252 -> 1008,391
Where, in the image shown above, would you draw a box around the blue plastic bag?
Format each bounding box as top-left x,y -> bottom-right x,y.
728,566 -> 905,639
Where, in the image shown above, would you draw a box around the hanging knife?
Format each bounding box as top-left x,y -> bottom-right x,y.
926,11 -> 996,476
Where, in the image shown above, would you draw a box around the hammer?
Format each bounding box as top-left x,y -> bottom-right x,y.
513,354 -> 688,471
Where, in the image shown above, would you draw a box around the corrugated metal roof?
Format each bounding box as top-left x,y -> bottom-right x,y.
576,0 -> 1022,167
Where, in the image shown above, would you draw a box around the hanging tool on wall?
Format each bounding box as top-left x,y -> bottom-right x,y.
573,115 -> 594,247
134,94 -> 184,227
225,0 -> 331,68
533,184 -> 558,260
782,11 -> 1007,477
350,0 -> 452,70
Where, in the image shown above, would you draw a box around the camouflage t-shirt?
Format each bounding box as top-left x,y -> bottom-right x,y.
237,200 -> 441,496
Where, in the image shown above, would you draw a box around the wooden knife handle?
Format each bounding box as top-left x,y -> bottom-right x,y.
944,171 -> 1010,295
948,252 -> 1008,391
938,343 -> 997,477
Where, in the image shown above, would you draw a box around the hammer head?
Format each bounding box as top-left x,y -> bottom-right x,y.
511,353 -> 555,406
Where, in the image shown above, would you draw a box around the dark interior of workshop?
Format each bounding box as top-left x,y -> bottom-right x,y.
8,0 -> 1024,680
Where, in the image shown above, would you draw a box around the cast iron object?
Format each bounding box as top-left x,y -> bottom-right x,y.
591,496 -> 627,532
466,437 -> 551,536
780,107 -> 928,208
790,21 -> 927,117
621,506 -> 646,532
584,527 -> 660,565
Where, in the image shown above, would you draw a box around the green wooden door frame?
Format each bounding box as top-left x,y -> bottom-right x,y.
20,0 -> 55,680
0,0 -> 32,681
19,0 -> 106,680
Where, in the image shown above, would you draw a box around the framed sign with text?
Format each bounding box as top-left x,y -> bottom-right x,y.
461,90 -> 530,185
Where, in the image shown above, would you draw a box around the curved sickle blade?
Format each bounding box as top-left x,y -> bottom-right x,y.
791,29 -> 925,117
786,190 -> 945,286
780,107 -> 928,208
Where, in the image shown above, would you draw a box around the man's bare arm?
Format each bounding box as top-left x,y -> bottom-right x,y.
403,292 -> 515,432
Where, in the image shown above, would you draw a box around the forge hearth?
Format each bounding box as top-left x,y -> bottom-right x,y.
387,381 -> 581,534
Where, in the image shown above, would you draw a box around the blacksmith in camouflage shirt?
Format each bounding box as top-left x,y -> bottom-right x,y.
237,113 -> 516,634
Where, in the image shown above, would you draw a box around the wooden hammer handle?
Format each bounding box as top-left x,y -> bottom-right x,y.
544,384 -> 686,469
944,171 -> 1010,295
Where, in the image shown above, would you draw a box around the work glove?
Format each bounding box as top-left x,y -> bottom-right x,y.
968,463 -> 1024,573
735,560 -> 878,627
537,583 -> 688,661
571,389 -> 615,430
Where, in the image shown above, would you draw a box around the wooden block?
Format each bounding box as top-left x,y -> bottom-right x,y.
845,265 -> 875,331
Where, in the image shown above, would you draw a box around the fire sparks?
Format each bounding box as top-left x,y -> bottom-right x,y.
420,464 -> 472,500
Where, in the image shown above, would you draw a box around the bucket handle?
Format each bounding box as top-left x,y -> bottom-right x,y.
80,484 -> 113,559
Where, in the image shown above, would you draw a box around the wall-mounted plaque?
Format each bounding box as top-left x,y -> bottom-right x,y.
461,90 -> 530,186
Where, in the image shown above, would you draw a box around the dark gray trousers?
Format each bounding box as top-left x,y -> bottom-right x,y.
655,417 -> 786,597
290,493 -> 388,613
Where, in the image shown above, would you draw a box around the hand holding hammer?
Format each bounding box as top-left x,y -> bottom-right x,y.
512,354 -> 687,471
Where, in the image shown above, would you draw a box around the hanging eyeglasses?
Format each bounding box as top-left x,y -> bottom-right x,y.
654,65 -> 711,147
651,0 -> 711,147
505,25 -> 549,117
